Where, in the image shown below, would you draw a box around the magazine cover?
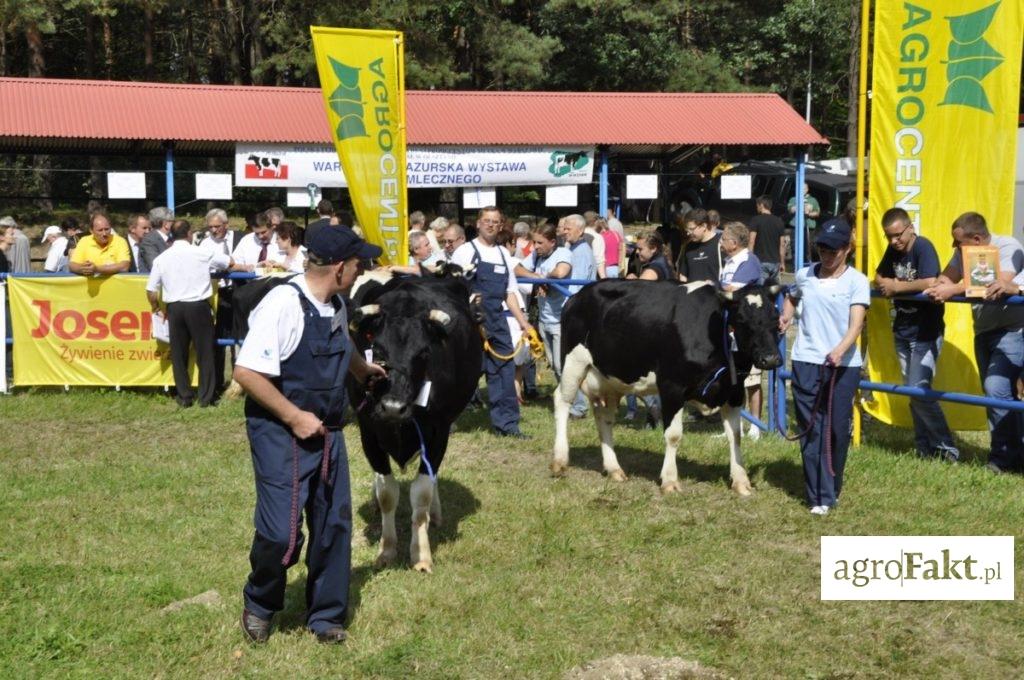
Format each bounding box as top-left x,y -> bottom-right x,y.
963,245 -> 1000,297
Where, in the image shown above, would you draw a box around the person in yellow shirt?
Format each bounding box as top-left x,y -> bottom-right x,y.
69,212 -> 131,276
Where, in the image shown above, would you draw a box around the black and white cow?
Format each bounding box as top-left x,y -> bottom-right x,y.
552,279 -> 781,495
347,271 -> 482,572
247,154 -> 283,178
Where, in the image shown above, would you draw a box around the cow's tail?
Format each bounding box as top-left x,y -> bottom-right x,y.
559,344 -> 592,404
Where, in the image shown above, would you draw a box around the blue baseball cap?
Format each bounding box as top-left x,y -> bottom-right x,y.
306,226 -> 382,265
815,217 -> 852,250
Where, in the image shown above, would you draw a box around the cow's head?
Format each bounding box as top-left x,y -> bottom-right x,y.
718,285 -> 782,370
350,300 -> 453,423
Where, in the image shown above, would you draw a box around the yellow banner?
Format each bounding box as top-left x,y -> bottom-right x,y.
9,276 -> 191,387
867,0 -> 1024,429
311,26 -> 408,265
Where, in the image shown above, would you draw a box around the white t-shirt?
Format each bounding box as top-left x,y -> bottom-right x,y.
232,231 -> 278,268
146,241 -> 231,303
236,275 -> 341,377
584,226 -> 606,269
44,236 -> 69,272
450,238 -> 518,293
790,265 -> 870,367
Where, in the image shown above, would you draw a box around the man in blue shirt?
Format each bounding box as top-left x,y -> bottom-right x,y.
875,207 -> 958,462
561,214 -> 596,417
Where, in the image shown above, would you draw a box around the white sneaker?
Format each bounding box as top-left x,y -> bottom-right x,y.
809,505 -> 830,516
746,426 -> 761,441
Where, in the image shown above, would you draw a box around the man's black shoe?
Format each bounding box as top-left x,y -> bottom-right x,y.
523,388 -> 540,400
241,609 -> 271,644
314,626 -> 348,644
176,397 -> 194,409
494,428 -> 530,440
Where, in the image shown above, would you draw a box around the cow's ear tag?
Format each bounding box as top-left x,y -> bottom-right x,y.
415,380 -> 432,407
729,332 -> 738,352
364,349 -> 373,363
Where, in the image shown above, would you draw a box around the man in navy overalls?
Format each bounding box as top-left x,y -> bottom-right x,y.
233,228 -> 385,644
451,207 -> 534,438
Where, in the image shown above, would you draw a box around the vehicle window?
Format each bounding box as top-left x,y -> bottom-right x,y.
807,183 -> 836,220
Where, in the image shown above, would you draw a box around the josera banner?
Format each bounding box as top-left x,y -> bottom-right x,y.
311,27 -> 407,266
8,276 -> 193,387
867,0 -> 1024,429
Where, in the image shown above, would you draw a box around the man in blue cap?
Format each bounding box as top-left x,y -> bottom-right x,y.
233,227 -> 386,644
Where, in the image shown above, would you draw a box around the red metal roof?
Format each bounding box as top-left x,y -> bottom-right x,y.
0,77 -> 827,148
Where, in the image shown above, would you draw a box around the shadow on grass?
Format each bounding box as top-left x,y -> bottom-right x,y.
356,476 -> 480,548
566,444 -> 736,489
757,459 -> 806,502
270,477 -> 479,634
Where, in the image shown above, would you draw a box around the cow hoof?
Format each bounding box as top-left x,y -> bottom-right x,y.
550,461 -> 569,477
608,469 -> 628,483
374,549 -> 397,569
732,480 -> 753,497
412,560 -> 433,574
660,481 -> 682,494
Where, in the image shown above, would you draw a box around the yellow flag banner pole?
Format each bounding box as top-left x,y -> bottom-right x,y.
865,0 -> 1024,431
853,0 -> 872,447
310,27 -> 408,266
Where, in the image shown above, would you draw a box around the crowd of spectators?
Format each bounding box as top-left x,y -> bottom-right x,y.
3,195 -> 1023,481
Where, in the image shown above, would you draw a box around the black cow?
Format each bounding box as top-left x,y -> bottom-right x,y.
552,280 -> 781,495
347,271 -> 482,572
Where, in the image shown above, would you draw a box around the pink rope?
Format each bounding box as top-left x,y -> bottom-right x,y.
281,438 -> 301,566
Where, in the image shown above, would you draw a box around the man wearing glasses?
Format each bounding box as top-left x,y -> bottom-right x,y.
875,207 -> 959,462
450,207 -> 533,438
441,225 -> 465,261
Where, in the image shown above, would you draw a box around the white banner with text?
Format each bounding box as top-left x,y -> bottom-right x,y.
235,143 -> 595,189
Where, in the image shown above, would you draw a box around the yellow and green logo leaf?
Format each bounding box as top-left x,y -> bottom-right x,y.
328,57 -> 368,139
941,2 -> 1004,114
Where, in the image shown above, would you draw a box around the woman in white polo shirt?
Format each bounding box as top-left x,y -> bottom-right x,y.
779,218 -> 869,516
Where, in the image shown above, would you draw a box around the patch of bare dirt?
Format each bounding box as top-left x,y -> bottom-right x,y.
566,655 -> 728,680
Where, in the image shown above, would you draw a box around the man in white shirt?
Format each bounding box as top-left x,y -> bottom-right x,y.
441,225 -> 465,262
450,206 -> 534,438
232,215 -> 277,272
583,211 -> 607,278
41,226 -> 66,272
125,214 -> 152,273
199,208 -> 243,387
233,227 -> 385,645
146,219 -> 233,408
43,219 -> 82,272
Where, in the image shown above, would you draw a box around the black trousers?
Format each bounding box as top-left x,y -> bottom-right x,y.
167,300 -> 217,406
213,287 -> 235,388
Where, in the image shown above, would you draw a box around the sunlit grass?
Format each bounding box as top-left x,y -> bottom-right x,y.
0,387 -> 1020,678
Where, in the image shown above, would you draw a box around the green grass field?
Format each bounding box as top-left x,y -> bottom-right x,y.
1,387 -> 1021,679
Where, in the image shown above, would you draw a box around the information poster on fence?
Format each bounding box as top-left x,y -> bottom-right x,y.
7,276 -> 194,387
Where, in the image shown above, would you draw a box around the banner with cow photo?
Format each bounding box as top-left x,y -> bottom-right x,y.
7,276 -> 194,387
310,26 -> 408,265
235,144 -> 597,189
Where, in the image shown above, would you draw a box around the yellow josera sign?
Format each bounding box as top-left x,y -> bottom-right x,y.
311,26 -> 408,266
867,0 -> 1024,430
9,276 -> 191,387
